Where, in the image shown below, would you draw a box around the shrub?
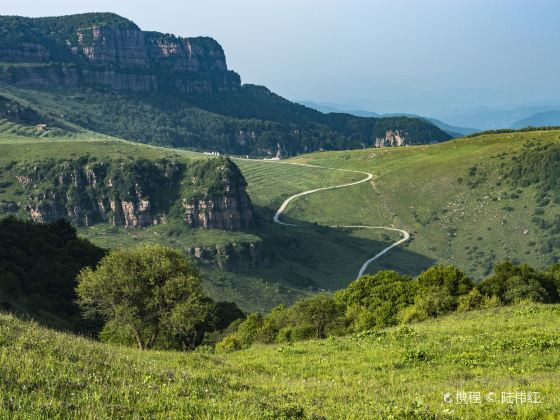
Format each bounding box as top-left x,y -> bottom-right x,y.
416,265 -> 474,300
397,305 -> 427,324
457,288 -> 501,311
217,313 -> 264,350
286,294 -> 344,339
215,335 -> 243,352
335,271 -> 417,330
478,261 -> 558,304
412,289 -> 455,318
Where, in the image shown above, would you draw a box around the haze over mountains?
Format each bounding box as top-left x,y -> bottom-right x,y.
299,100 -> 560,135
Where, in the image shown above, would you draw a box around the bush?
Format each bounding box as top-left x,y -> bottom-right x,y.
412,289 -> 455,318
478,261 -> 558,304
217,313 -> 264,350
457,288 -> 501,311
215,335 -> 243,352
397,305 -> 427,324
503,276 -> 548,304
286,294 -> 343,339
335,271 -> 417,331
416,265 -> 474,300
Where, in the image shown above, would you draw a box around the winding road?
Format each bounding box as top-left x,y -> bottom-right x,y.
270,161 -> 410,280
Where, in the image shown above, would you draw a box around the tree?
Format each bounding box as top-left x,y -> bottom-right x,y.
478,261 -> 557,304
416,265 -> 474,298
286,294 -> 343,339
335,271 -> 417,330
76,244 -> 207,350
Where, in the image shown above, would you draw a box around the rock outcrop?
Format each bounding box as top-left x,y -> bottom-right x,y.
182,158 -> 254,230
186,241 -> 269,271
0,14 -> 240,94
375,129 -> 408,147
10,156 -> 254,230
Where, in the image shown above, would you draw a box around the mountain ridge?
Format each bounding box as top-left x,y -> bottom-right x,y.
0,12 -> 451,156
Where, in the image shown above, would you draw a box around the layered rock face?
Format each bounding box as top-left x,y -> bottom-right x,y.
0,14 -> 240,93
15,159 -> 181,227
10,157 -> 254,230
375,129 -> 408,147
182,158 -> 254,230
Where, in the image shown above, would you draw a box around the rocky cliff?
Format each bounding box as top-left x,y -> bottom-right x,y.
374,129 -> 408,147
8,156 -> 254,230
183,159 -> 253,230
0,13 -> 452,156
0,13 -> 240,93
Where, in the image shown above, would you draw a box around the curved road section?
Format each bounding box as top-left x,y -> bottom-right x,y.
271,162 -> 410,280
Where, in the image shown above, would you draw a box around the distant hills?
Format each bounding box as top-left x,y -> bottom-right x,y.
0,13 -> 451,156
438,104 -> 560,131
512,110 -> 560,129
298,100 -> 478,137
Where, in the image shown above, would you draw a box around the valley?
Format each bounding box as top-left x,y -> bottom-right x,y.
2,128 -> 560,314
0,8 -> 559,419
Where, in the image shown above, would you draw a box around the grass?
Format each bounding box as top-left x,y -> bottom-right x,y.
288,130 -> 560,279
0,134 -> 418,311
0,303 -> 558,418
2,130 -> 560,311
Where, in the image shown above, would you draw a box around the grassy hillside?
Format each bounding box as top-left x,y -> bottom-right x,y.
285,129 -> 560,280
0,304 -> 558,418
0,134 -> 411,312
2,130 -> 560,311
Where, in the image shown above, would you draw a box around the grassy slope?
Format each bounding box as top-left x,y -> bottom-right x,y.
288,130 -> 560,280
3,130 -> 560,310
1,304 -> 558,418
0,135 -> 407,311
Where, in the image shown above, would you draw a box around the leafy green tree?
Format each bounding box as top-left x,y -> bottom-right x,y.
335,271 -> 416,330
285,294 -> 343,339
478,261 -> 557,304
416,265 -> 474,299
76,244 -> 207,350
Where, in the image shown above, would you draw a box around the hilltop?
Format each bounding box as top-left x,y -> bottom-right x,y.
0,13 -> 450,156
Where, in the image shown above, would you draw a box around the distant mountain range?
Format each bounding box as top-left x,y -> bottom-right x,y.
298,101 -> 478,137
300,100 -> 560,134
511,110 -> 560,129
0,13 -> 451,156
439,104 -> 560,131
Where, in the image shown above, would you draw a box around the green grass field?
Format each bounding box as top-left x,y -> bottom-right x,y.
286,130 -> 560,280
0,134 -> 414,311
1,303 -> 558,418
2,130 -> 560,311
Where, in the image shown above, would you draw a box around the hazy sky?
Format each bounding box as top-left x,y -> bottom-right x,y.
2,0 -> 559,119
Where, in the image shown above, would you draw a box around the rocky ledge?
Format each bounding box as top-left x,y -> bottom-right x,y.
0,13 -> 240,94
8,156 -> 254,231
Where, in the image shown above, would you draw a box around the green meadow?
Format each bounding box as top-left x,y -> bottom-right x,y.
0,304 -> 558,418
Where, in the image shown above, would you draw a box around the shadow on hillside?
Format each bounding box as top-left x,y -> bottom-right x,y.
249,207 -> 436,292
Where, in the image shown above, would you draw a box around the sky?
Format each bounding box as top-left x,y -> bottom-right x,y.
2,0 -> 559,124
